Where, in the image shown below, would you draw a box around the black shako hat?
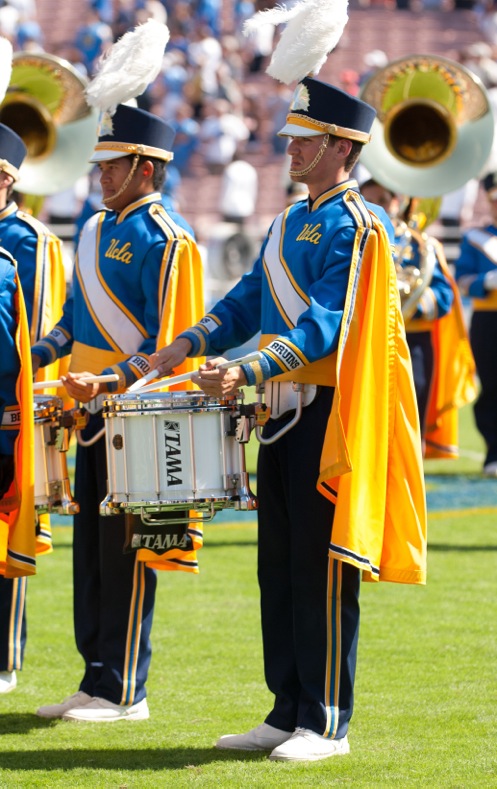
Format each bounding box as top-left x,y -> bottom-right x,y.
278,77 -> 376,144
0,122 -> 27,181
89,104 -> 176,164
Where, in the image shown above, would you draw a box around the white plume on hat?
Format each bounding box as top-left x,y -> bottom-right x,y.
85,18 -> 170,115
243,0 -> 349,85
0,37 -> 13,105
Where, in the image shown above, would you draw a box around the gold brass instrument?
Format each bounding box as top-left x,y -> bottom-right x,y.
392,212 -> 438,321
360,54 -> 494,198
0,52 -> 99,195
359,54 -> 494,316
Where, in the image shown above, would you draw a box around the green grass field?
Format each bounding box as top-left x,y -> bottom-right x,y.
1,405 -> 496,788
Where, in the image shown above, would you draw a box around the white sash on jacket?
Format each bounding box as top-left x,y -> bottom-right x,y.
263,211 -> 310,329
78,213 -> 145,352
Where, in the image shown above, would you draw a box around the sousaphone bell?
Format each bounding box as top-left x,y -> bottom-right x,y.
0,52 -> 99,196
360,54 -> 494,198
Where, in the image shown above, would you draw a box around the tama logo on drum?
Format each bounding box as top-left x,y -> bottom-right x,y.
163,420 -> 183,485
131,532 -> 190,550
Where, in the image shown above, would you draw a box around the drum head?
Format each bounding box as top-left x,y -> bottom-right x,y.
104,391 -> 242,414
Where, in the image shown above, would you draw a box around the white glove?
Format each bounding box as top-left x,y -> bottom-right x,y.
484,269 -> 497,290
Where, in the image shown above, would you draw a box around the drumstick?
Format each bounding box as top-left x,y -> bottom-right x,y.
128,351 -> 263,394
33,373 -> 119,391
126,367 -> 162,392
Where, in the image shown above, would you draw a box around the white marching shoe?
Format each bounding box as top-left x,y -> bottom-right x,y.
62,696 -> 149,722
0,671 -> 17,694
36,691 -> 93,719
216,722 -> 293,751
483,461 -> 497,477
269,728 -> 350,762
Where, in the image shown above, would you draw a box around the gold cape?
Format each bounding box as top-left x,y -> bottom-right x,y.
318,215 -> 427,585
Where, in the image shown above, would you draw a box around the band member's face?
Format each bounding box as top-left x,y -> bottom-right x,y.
361,183 -> 397,216
98,157 -> 141,212
287,134 -> 325,180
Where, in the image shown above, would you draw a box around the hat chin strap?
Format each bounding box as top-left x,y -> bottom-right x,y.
102,154 -> 140,206
288,134 -> 329,178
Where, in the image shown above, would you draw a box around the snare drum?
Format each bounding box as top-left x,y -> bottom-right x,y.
100,391 -> 257,519
34,395 -> 79,515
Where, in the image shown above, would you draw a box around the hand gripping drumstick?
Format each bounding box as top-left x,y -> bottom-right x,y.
127,351 -> 263,394
33,373 -> 120,391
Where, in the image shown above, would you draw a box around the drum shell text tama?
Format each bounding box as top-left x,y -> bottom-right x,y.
100,391 -> 257,519
34,395 -> 79,515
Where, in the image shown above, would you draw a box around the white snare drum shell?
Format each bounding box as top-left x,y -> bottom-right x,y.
103,392 -> 250,513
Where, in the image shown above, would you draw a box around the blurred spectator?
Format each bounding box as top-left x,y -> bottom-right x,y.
90,0 -> 114,25
135,0 -> 168,25
5,0 -> 36,15
218,152 -> 258,224
266,82 -> 292,155
243,13 -> 274,74
197,0 -> 222,37
241,87 -> 262,151
171,103 -> 200,174
110,0 -> 137,41
51,41 -> 88,77
15,19 -> 44,52
235,0 -> 255,29
198,97 -> 250,174
161,162 -> 182,210
459,42 -> 497,86
216,58 -> 244,108
339,69 -> 360,96
188,26 -> 223,105
148,51 -> 189,122
359,49 -> 388,86
0,2 -> 20,41
221,35 -> 245,83
74,4 -> 113,74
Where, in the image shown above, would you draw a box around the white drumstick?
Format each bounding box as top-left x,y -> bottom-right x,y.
128,351 -> 263,395
127,367 -> 161,392
33,373 -> 119,391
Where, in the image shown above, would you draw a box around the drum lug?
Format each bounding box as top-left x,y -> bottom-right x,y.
54,426 -> 66,452
235,414 -> 252,443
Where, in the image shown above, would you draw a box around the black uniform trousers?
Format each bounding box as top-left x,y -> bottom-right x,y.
406,330 -> 434,437
0,576 -> 27,671
470,310 -> 497,466
73,412 -> 157,705
257,387 -> 360,740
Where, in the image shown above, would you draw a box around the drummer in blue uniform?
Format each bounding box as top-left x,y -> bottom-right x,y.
32,102 -> 204,722
0,246 -> 37,696
0,124 -> 64,694
455,172 -> 497,476
150,76 -> 427,762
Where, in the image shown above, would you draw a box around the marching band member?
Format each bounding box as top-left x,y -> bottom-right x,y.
151,74 -> 427,762
455,172 -> 497,476
31,21 -> 205,722
0,246 -> 36,692
0,118 -> 66,692
361,179 -> 476,458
